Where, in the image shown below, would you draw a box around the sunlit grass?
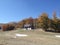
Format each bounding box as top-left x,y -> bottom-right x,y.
0,29 -> 60,45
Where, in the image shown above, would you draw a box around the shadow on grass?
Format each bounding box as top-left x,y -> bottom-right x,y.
45,30 -> 55,32
45,30 -> 60,33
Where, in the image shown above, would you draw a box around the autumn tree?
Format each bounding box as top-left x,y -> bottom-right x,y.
37,13 -> 49,31
17,20 -> 25,28
48,19 -> 54,30
16,17 -> 34,29
33,18 -> 38,29
23,17 -> 34,28
52,11 -> 60,32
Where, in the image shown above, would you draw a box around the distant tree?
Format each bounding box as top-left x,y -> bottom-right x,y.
28,17 -> 34,28
37,13 -> 49,31
48,19 -> 54,30
33,18 -> 38,29
16,17 -> 34,28
52,11 -> 60,32
17,21 -> 25,28
6,24 -> 15,30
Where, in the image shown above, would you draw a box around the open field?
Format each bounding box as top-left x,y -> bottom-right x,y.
0,29 -> 60,45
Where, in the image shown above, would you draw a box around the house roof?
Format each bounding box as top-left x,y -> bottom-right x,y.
24,24 -> 31,27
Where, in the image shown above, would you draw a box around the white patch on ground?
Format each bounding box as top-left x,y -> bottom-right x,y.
5,33 -> 28,38
55,35 -> 60,38
13,34 -> 28,38
16,34 -> 28,37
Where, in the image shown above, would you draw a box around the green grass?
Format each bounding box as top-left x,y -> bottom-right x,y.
0,29 -> 60,45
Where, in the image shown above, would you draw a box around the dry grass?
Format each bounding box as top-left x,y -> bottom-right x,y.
0,29 -> 60,45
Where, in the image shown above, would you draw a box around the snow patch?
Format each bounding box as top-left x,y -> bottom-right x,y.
13,34 -> 28,38
16,34 -> 28,37
55,35 -> 60,38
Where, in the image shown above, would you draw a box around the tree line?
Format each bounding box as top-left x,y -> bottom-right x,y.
16,11 -> 60,32
1,11 -> 60,32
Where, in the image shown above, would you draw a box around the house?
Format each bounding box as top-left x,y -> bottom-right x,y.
24,24 -> 32,30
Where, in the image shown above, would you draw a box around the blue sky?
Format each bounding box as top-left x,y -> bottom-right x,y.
0,0 -> 60,23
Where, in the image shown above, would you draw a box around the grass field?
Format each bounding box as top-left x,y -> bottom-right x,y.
0,29 -> 60,45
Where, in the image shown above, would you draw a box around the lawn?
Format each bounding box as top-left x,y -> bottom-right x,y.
0,29 -> 60,45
